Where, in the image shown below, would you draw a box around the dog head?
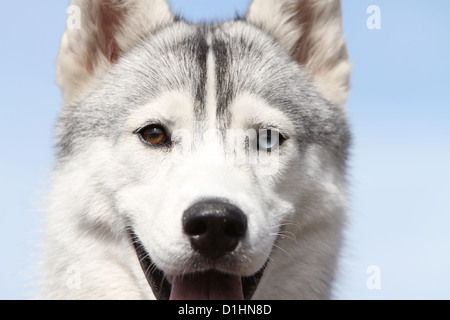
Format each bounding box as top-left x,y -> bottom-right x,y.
50,0 -> 351,300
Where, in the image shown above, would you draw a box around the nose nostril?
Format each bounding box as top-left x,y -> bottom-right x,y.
224,219 -> 246,237
185,218 -> 207,236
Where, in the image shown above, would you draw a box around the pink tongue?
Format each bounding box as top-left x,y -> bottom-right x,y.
169,270 -> 244,300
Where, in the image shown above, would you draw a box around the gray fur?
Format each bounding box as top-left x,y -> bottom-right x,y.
45,0 -> 351,300
57,21 -> 349,165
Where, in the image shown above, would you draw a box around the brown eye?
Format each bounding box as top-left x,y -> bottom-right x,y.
139,125 -> 169,146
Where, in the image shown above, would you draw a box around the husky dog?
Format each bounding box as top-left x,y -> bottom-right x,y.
42,0 -> 351,300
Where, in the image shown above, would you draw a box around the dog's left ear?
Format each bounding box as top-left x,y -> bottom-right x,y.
247,0 -> 351,108
57,0 -> 173,103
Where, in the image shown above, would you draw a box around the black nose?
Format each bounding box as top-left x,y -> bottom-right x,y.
183,200 -> 247,259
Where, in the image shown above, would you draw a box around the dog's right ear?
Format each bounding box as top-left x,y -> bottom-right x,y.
57,0 -> 173,103
246,0 -> 351,108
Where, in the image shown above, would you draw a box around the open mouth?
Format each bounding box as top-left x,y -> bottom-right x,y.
128,228 -> 266,300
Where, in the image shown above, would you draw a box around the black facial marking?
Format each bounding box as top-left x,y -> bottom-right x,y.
212,37 -> 233,136
192,28 -> 209,130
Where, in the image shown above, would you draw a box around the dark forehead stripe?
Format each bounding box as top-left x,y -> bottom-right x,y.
212,37 -> 233,135
211,27 -> 268,134
192,28 -> 209,127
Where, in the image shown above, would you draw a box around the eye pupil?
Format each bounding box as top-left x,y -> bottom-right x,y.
258,129 -> 286,151
140,125 -> 168,146
265,134 -> 272,146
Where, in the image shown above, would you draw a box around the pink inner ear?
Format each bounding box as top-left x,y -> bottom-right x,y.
290,1 -> 314,66
99,2 -> 123,64
85,1 -> 127,72
105,38 -> 120,64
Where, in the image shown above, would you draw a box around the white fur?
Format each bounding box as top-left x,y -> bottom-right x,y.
43,0 -> 350,300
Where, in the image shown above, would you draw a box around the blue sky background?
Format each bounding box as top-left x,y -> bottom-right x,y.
0,1 -> 449,299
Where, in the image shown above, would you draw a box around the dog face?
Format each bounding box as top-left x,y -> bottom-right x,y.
48,0 -> 351,300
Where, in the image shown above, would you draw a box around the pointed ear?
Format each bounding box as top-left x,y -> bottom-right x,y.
247,0 -> 351,107
57,0 -> 173,103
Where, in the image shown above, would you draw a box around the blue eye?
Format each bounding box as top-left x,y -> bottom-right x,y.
257,129 -> 286,152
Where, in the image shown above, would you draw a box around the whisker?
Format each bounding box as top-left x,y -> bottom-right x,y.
271,230 -> 297,241
271,243 -> 294,261
270,220 -> 303,233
